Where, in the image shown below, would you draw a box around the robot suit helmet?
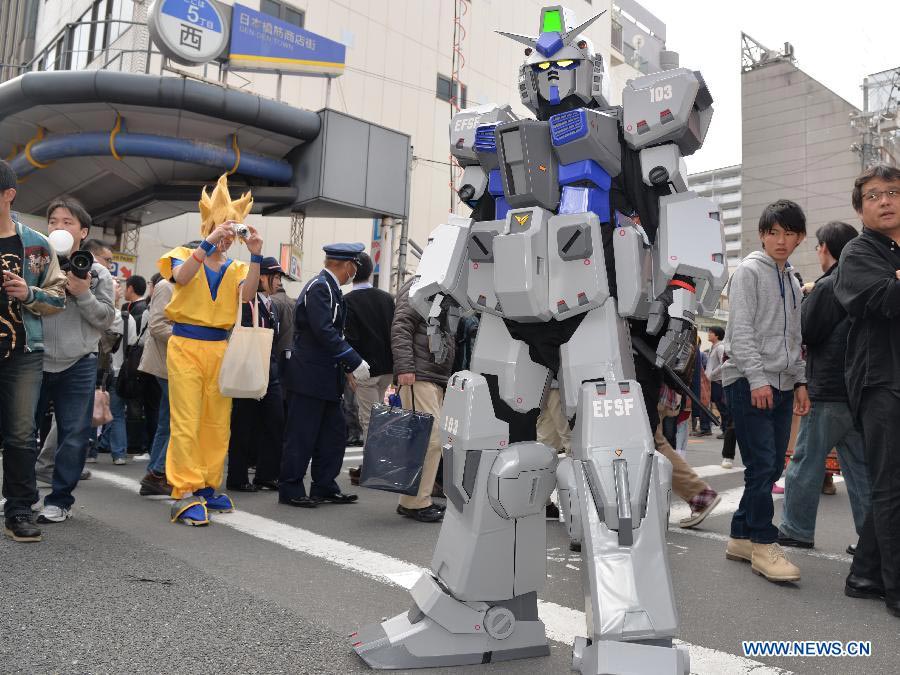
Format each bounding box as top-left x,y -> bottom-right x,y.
496,5 -> 609,119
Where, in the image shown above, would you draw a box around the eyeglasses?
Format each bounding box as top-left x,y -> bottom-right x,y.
863,189 -> 900,202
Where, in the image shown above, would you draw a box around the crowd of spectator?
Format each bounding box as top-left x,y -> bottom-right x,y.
1,157 -> 898,619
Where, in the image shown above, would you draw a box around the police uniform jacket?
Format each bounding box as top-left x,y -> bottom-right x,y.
282,269 -> 362,401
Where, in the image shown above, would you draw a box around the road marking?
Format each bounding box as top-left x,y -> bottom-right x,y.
692,463 -> 745,478
671,528 -> 853,564
92,469 -> 789,675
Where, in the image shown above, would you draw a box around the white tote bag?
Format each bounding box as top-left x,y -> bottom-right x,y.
219,295 -> 274,399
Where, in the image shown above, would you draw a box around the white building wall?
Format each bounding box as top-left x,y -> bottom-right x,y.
32,0 -> 651,292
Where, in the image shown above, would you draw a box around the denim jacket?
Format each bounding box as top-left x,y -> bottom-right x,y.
10,213 -> 67,352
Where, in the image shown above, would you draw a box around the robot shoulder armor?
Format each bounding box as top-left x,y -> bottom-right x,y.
450,104 -> 519,164
621,68 -> 713,155
549,108 -> 622,177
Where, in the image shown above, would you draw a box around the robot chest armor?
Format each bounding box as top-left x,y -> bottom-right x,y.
464,205 -> 610,324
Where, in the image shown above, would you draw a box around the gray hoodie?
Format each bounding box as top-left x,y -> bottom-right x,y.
42,261 -> 116,373
721,250 -> 806,391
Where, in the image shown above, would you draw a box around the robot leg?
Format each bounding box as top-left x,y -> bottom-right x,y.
352,372 -> 557,669
556,456 -> 583,548
569,379 -> 689,675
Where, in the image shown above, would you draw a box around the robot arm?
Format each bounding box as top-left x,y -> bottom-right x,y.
621,68 -> 726,370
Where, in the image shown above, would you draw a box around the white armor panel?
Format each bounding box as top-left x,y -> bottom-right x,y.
409,216 -> 472,320
465,219 -> 504,317
449,104 -> 518,166
652,191 -> 727,314
612,217 -> 651,318
493,207 -> 552,322
469,313 -> 550,413
548,211 -> 609,320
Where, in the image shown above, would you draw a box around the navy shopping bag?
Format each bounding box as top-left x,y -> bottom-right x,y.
360,386 -> 434,496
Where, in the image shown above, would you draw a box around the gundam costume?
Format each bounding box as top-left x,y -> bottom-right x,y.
353,6 -> 725,674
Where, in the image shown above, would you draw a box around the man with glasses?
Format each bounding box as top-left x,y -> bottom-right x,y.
835,164 -> 900,618
720,199 -> 811,583
279,243 -> 371,508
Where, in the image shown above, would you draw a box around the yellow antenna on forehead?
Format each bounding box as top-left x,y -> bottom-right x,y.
198,174 -> 253,237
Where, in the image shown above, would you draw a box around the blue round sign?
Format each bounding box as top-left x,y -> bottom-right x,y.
148,0 -> 228,66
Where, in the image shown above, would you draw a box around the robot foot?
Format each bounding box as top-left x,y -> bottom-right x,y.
351,574 -> 550,669
572,637 -> 690,675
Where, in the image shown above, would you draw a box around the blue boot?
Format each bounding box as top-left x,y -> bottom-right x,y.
170,496 -> 209,526
194,487 -> 234,513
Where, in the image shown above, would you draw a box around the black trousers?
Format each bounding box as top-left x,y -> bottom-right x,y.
279,392 -> 346,500
227,382 -> 284,486
850,387 -> 900,601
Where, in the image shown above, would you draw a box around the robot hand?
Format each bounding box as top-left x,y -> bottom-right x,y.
647,284 -> 697,372
654,317 -> 695,372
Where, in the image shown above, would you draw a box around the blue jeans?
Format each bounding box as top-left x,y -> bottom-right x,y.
98,375 -> 128,460
0,350 -> 45,518
780,400 -> 871,543
148,377 -> 170,475
36,354 -> 98,510
726,377 -> 794,543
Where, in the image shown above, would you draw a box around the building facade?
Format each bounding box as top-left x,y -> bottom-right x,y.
740,41 -> 862,284
0,0 -> 40,84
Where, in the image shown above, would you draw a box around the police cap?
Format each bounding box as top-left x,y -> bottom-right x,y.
259,256 -> 283,275
323,242 -> 365,264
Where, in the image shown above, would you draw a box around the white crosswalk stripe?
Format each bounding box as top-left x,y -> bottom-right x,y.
92,469 -> 789,675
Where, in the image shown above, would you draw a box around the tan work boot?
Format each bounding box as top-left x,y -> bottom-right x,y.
751,542 -> 800,582
725,537 -> 752,562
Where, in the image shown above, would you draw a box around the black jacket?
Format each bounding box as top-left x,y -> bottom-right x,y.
282,270 -> 363,401
345,286 -> 395,377
801,265 -> 849,401
834,228 -> 900,417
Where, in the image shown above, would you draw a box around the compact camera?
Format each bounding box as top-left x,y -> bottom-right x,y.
234,223 -> 250,239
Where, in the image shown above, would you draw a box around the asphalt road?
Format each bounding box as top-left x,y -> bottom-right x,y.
1,435 -> 895,675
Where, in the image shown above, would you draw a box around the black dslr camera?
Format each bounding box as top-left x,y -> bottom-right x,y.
58,249 -> 95,279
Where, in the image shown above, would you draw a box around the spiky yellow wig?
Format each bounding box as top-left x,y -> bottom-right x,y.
198,174 -> 253,237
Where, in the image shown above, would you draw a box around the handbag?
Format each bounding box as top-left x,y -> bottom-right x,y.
92,387 -> 113,427
219,294 -> 274,399
360,386 -> 434,496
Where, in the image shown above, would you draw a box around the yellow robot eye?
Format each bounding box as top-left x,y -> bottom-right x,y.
555,60 -> 575,68
536,62 -> 551,70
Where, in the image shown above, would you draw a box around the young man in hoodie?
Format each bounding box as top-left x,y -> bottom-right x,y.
721,199 -> 810,583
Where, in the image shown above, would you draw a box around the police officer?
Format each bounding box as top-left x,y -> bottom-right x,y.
279,243 -> 371,507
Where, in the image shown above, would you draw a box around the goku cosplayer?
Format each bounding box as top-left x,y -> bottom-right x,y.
158,175 -> 263,525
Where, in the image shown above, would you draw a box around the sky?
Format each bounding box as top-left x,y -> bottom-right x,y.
636,1 -> 899,173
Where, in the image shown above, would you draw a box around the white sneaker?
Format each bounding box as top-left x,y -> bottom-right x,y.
113,457 -> 127,465
133,453 -> 151,461
721,459 -> 733,469
85,456 -> 97,463
37,504 -> 71,523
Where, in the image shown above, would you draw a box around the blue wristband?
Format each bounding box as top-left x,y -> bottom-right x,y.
250,253 -> 264,264
199,240 -> 216,255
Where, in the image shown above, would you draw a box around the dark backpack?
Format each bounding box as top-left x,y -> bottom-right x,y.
116,309 -> 147,400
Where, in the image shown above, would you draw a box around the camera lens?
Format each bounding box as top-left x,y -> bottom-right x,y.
235,224 -> 249,239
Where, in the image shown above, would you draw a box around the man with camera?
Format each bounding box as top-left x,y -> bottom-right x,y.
36,196 -> 115,524
0,161 -> 66,542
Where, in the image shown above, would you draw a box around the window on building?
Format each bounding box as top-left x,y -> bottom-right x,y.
261,0 -> 305,28
437,74 -> 467,108
106,0 -> 135,45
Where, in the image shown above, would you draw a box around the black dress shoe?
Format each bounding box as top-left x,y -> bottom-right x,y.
253,480 -> 278,491
846,543 -> 857,555
279,496 -> 317,508
569,541 -> 582,553
4,514 -> 42,542
346,437 -> 364,447
844,574 -> 885,600
397,504 -> 444,522
777,531 -> 814,549
313,492 -> 358,504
